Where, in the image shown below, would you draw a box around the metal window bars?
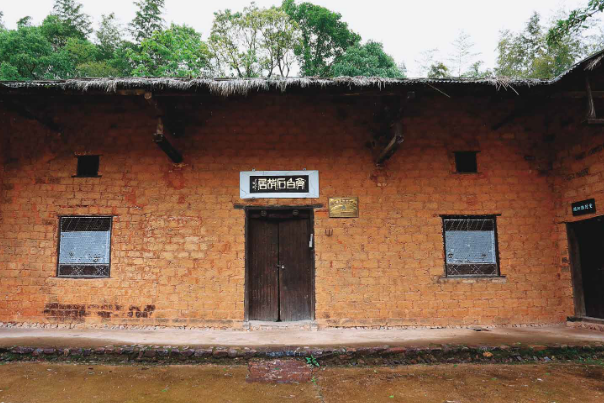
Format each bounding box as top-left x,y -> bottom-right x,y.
443,216 -> 499,277
57,216 -> 112,278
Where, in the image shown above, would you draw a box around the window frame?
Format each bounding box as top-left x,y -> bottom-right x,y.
56,216 -> 113,279
453,151 -> 478,174
441,215 -> 501,278
74,155 -> 101,178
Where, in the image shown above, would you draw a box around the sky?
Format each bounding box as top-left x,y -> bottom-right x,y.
0,0 -> 595,76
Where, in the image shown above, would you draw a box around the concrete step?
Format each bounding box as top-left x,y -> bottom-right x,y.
243,321 -> 318,331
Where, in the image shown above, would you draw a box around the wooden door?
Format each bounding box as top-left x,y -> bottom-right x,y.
279,211 -> 313,321
247,209 -> 313,322
247,215 -> 279,321
573,217 -> 604,319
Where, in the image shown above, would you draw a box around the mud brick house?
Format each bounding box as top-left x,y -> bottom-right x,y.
2,50 -> 604,330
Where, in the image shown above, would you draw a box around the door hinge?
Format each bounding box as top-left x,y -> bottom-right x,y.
309,234 -> 314,248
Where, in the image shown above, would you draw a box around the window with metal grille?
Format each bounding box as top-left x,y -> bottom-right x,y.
442,216 -> 499,276
57,217 -> 112,278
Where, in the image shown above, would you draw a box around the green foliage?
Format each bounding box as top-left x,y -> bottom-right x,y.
128,24 -> 213,77
331,40 -> 404,78
306,355 -> 320,367
130,0 -> 165,43
0,24 -> 73,80
51,0 -> 92,40
41,15 -> 76,48
427,62 -> 449,78
463,61 -> 493,78
0,11 -> 5,30
17,16 -> 33,28
282,0 -> 361,77
96,13 -> 124,60
210,5 -> 262,78
496,12 -> 589,79
76,61 -> 120,77
210,3 -> 300,78
448,31 -> 480,78
258,6 -> 300,77
548,0 -> 604,45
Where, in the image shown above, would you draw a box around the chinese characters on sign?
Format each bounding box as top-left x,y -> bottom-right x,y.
250,175 -> 309,194
572,199 -> 596,216
240,171 -> 319,199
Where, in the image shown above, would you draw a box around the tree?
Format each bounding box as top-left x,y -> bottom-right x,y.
448,30 -> 480,78
282,0 -> 360,77
0,24 -> 73,80
96,13 -> 124,60
51,0 -> 92,40
548,0 -> 604,44
497,12 -> 589,78
463,61 -> 492,78
210,3 -> 300,78
130,0 -> 165,43
0,11 -> 5,30
128,24 -> 213,77
41,15 -> 79,49
331,40 -> 405,78
427,62 -> 449,78
258,6 -> 300,77
210,5 -> 262,78
17,16 -> 33,28
415,48 -> 439,77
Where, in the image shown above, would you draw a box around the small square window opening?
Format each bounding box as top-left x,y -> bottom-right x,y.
76,155 -> 100,177
57,216 -> 112,278
454,151 -> 478,173
442,216 -> 499,277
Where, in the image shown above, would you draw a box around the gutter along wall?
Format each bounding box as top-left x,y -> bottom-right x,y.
0,91 -> 576,328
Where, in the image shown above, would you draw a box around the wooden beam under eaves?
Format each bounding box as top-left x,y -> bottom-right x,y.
586,73 -> 597,122
154,132 -> 183,163
375,121 -> 404,166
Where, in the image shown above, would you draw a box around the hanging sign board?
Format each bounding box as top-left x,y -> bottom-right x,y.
240,170 -> 319,199
572,198 -> 596,216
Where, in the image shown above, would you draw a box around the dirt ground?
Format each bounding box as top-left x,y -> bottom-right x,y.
0,362 -> 603,402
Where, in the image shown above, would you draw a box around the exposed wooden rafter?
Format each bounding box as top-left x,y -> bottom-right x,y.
153,118 -> 183,163
584,73 -> 604,125
145,92 -> 184,163
375,121 -> 404,166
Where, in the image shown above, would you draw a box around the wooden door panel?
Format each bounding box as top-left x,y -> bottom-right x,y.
248,218 -> 279,321
278,217 -> 313,321
575,217 -> 604,319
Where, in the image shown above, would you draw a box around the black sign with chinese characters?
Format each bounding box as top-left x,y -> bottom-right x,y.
572,198 -> 596,216
250,175 -> 310,194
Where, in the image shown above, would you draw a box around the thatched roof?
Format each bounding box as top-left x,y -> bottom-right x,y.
0,76 -> 550,97
1,49 -> 602,97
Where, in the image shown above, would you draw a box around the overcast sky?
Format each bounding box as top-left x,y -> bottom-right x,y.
0,0 -> 595,76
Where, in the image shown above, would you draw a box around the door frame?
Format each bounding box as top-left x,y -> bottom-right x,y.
566,215 -> 604,318
244,206 -> 316,322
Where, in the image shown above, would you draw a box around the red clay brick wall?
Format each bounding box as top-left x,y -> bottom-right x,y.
551,98 -> 604,314
0,94 -> 572,328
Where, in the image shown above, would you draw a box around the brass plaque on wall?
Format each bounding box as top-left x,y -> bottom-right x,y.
329,197 -> 359,218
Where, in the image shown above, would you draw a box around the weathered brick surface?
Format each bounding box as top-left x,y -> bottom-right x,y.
0,93 -> 587,328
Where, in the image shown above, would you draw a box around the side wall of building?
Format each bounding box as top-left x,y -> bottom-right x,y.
551,96 -> 604,317
0,94 -> 571,328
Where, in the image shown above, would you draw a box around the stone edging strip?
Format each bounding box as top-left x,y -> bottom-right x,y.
2,344 -> 604,366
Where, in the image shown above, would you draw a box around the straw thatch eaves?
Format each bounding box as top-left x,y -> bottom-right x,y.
0,49 -> 602,97
0,76 -> 551,97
